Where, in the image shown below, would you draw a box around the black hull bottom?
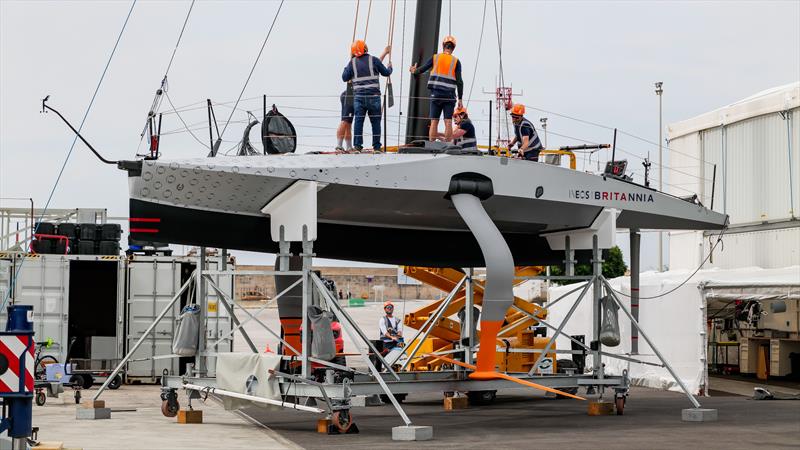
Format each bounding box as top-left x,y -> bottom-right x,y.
130,199 -> 589,267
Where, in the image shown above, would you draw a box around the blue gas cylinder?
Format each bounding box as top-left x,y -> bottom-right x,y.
6,305 -> 33,333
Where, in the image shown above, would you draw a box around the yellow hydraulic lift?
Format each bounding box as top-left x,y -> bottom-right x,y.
401,266 -> 558,374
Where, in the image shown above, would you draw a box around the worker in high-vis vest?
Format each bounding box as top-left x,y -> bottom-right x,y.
451,106 -> 477,150
508,104 -> 544,161
342,40 -> 393,151
409,35 -> 464,142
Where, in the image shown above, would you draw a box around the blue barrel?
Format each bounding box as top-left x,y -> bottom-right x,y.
6,305 -> 33,333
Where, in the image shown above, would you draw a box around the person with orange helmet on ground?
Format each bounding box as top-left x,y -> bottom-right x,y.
378,300 -> 403,349
451,105 -> 476,150
409,35 -> 464,142
508,104 -> 544,161
341,40 -> 393,151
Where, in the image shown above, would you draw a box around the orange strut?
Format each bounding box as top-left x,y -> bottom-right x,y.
431,354 -> 586,401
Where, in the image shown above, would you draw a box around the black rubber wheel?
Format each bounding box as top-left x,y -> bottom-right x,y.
332,410 -> 354,433
35,391 -> 46,406
69,374 -> 85,388
555,359 -> 580,398
467,390 -> 496,405
81,374 -> 94,389
615,396 -> 625,415
35,355 -> 58,380
108,374 -> 122,390
161,399 -> 179,418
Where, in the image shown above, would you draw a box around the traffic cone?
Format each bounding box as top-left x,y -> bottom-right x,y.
264,343 -> 273,353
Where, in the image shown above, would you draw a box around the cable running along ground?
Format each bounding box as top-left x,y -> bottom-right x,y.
2,0 -> 138,311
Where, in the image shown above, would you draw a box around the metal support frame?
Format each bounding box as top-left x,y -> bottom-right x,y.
398,276 -> 467,371
94,273 -> 196,400
312,273 -> 412,426
591,235 -> 603,381
527,280 -> 593,376
630,229 -> 641,354
196,248 -> 207,376
601,277 -> 702,408
464,268 -> 475,365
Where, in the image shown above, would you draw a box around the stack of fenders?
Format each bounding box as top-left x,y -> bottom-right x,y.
30,222 -> 121,255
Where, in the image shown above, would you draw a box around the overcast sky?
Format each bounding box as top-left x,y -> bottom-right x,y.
1,0 -> 798,269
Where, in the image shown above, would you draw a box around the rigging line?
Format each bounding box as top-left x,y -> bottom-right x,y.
136,0 -> 196,143
352,0 -> 360,43
449,0 -> 452,35
3,0 -> 138,312
466,0 -> 487,107
219,0 -> 285,140
397,0 -> 406,147
165,91 -> 210,148
363,0 -> 373,41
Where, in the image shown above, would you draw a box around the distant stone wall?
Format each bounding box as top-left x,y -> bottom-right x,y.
234,265 -> 443,301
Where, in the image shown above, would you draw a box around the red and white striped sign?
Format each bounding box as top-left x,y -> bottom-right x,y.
0,335 -> 34,393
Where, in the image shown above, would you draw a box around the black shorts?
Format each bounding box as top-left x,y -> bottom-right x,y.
429,98 -> 456,120
340,92 -> 354,123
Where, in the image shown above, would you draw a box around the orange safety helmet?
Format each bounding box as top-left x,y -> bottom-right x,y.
454,105 -> 468,117
383,301 -> 394,309
351,40 -> 367,57
510,103 -> 526,116
442,35 -> 457,47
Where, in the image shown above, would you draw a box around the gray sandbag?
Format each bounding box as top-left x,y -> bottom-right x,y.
599,296 -> 621,347
172,304 -> 200,356
308,306 -> 336,361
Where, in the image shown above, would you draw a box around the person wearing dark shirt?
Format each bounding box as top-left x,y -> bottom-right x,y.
409,35 -> 464,142
451,106 -> 477,149
342,40 -> 393,151
508,104 -> 543,161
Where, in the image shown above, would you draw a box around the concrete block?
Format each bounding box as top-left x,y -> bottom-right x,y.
317,418 -> 332,434
392,425 -> 433,441
682,408 -> 718,422
587,401 -> 615,416
443,396 -> 468,410
365,394 -> 384,406
80,400 -> 104,409
177,409 -> 203,424
76,407 -> 111,420
349,396 -> 366,407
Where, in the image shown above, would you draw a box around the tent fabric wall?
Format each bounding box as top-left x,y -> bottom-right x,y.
547,266 -> 800,396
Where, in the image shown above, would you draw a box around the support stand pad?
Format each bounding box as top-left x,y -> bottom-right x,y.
682,408 -> 718,422
392,425 -> 433,441
76,400 -> 110,420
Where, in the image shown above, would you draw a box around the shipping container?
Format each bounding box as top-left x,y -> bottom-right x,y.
124,255 -> 233,382
0,254 -> 125,371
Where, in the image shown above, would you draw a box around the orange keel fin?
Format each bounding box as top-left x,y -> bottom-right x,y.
431,354 -> 586,401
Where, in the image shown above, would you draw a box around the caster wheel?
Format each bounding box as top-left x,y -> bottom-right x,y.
161,399 -> 179,418
331,410 -> 355,434
615,396 -> 625,415
35,391 -> 46,406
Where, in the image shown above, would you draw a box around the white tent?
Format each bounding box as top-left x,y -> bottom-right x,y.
547,266 -> 799,395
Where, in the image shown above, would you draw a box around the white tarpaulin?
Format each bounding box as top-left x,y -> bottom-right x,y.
547,266 -> 799,395
216,352 -> 283,410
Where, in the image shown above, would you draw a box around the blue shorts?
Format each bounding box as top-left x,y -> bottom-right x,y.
429,98 -> 456,120
340,92 -> 354,123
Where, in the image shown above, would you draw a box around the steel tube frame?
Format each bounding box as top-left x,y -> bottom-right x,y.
399,276 -> 466,371
196,248 -> 207,375
465,268 -> 475,365
315,274 -> 412,426
527,279 -> 593,375
311,273 -> 400,381
94,273 -> 195,400
601,277 -> 702,408
211,276 -> 258,353
630,228 -> 641,354
183,383 -> 323,414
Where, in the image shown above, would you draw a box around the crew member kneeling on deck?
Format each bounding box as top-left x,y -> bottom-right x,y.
409,35 -> 464,142
342,40 -> 393,151
508,104 -> 543,161
452,106 -> 476,150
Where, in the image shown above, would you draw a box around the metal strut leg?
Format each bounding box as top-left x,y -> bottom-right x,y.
450,193 -> 515,377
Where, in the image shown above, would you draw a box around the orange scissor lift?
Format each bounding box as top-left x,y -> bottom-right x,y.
401,266 -> 561,375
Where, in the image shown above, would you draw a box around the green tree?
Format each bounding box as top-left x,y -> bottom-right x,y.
549,246 -> 627,284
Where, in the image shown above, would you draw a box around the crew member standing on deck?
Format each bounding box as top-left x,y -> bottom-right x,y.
508,104 -> 543,161
342,40 -> 393,151
409,35 -> 464,142
335,87 -> 354,151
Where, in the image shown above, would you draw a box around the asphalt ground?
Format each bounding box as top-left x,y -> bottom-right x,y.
243,387 -> 800,449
